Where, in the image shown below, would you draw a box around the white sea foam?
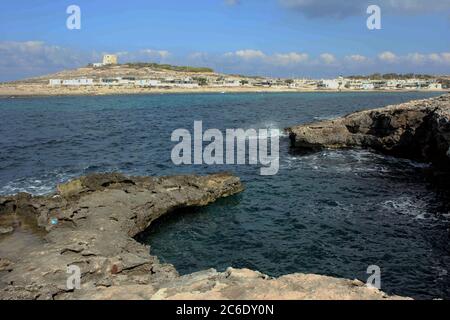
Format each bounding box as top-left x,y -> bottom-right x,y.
246,127 -> 288,140
0,171 -> 77,196
380,196 -> 437,220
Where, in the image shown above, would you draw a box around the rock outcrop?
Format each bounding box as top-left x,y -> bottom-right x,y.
0,173 -> 405,300
286,94 -> 450,168
72,268 -> 406,300
0,173 -> 242,299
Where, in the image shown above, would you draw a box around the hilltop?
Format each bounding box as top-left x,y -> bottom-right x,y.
8,62 -> 219,85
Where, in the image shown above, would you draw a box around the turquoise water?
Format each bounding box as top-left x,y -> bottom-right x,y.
1,92 -> 449,299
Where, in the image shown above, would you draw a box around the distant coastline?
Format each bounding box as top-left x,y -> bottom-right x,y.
0,83 -> 448,98
1,59 -> 448,98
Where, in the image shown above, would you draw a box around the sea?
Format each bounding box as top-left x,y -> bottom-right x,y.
1,91 -> 449,299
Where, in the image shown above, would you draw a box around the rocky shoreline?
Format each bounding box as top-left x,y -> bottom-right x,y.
286,94 -> 450,170
0,173 -> 404,300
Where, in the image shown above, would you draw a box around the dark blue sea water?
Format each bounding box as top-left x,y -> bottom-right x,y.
1,92 -> 449,299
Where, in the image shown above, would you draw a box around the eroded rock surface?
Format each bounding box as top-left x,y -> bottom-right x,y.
76,268 -> 406,300
286,94 -> 450,168
0,173 -> 242,299
0,173 -> 406,300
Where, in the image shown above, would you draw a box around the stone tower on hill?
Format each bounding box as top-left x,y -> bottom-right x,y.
103,54 -> 118,65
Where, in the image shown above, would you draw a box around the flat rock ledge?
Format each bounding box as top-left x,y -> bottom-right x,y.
286,94 -> 450,169
0,173 -> 406,300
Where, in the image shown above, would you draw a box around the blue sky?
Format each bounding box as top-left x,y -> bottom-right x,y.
0,0 -> 449,81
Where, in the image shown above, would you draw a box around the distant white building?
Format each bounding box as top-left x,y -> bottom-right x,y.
319,79 -> 341,90
428,83 -> 443,90
289,79 -> 319,89
117,77 -> 136,85
136,79 -> 161,87
49,79 -> 62,86
177,83 -> 200,88
403,80 -> 420,89
61,78 -> 94,86
100,78 -> 120,85
223,79 -> 241,87
362,82 -> 375,90
385,80 -> 401,89
345,80 -> 363,90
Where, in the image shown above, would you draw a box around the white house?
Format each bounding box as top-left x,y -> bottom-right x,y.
49,79 -> 62,86
117,77 -> 136,85
345,80 -> 363,90
136,79 -> 161,87
362,82 -> 375,90
319,79 -> 341,90
428,83 -> 443,90
62,79 -> 94,86
100,78 -> 119,85
385,80 -> 401,89
223,79 -> 241,87
178,83 -> 200,88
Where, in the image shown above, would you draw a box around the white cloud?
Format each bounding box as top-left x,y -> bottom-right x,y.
428,53 -> 442,63
427,52 -> 450,64
225,49 -> 310,65
442,53 -> 450,63
378,51 -> 398,63
320,53 -> 336,64
375,51 -> 450,65
1,41 -> 449,81
0,41 -> 99,81
271,52 -> 309,65
144,49 -> 170,59
218,49 -> 450,76
116,49 -> 171,62
406,52 -> 426,64
225,49 -> 266,60
189,52 -> 208,60
345,54 -> 369,63
0,41 -> 176,81
0,41 -> 94,69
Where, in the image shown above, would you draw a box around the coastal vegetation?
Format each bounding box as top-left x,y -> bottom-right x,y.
122,62 -> 214,73
192,76 -> 208,86
347,73 -> 436,80
85,62 -> 214,73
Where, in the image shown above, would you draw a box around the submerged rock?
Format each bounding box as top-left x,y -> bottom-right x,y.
0,227 -> 13,235
0,173 -> 406,300
286,94 -> 450,169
